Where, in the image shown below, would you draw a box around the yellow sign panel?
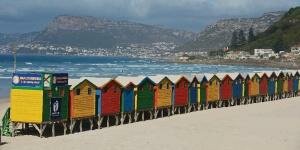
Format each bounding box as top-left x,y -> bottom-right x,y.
11,89 -> 43,123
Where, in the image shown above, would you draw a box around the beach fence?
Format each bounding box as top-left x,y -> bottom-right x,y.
10,72 -> 69,137
2,70 -> 300,138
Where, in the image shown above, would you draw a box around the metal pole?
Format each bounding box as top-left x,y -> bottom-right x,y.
12,43 -> 17,73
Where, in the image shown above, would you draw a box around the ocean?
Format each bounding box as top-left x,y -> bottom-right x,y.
0,54 -> 278,99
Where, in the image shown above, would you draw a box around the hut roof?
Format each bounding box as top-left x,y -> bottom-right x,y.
168,75 -> 189,84
115,76 -> 139,87
69,78 -> 98,90
148,75 -> 168,84
248,73 -> 259,79
80,77 -> 113,88
69,78 -> 82,90
184,74 -> 198,82
204,73 -> 220,82
216,73 -> 234,81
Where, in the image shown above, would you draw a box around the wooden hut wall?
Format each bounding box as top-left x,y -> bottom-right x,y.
220,75 -> 233,100
277,73 -> 284,94
232,75 -> 243,99
200,80 -> 207,105
70,80 -> 96,119
174,78 -> 189,106
268,74 -> 276,95
259,74 -> 268,96
288,74 -> 293,92
101,80 -> 122,115
137,78 -> 155,111
154,78 -> 172,108
206,76 -> 220,102
189,78 -> 198,105
121,84 -> 135,113
248,75 -> 260,97
283,75 -> 289,93
292,73 -> 299,92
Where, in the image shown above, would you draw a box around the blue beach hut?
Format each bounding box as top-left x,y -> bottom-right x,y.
231,73 -> 244,103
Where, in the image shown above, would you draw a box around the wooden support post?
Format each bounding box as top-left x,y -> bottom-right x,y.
161,109 -> 164,118
134,112 -> 139,122
89,118 -> 93,130
154,109 -> 158,119
52,123 -> 55,137
149,111 -> 153,120
120,113 -> 124,125
79,120 -> 83,132
142,112 -> 145,121
115,115 -> 119,125
129,114 -> 132,123
167,108 -> 170,116
98,116 -> 103,129
107,116 -> 110,127
70,120 -> 76,134
62,122 -> 67,135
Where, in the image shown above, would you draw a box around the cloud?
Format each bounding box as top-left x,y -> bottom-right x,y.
0,0 -> 299,33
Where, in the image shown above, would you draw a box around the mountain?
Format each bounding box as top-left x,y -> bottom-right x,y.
236,7 -> 300,52
178,11 -> 285,51
0,32 -> 39,45
33,15 -> 197,48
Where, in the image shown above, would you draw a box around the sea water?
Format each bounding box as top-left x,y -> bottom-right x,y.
0,54 -> 278,99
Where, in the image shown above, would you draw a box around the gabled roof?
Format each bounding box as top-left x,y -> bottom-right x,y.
229,73 -> 243,80
248,73 -> 260,79
80,77 -> 114,88
69,78 -> 97,90
204,73 -> 221,82
148,75 -> 170,84
184,74 -> 198,83
115,76 -> 138,88
216,73 -> 233,81
168,75 -> 189,84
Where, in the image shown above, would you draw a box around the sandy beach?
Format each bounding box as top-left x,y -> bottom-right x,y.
1,97 -> 300,150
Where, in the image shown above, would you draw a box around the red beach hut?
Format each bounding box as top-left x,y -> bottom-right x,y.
217,73 -> 233,107
258,72 -> 268,98
169,75 -> 190,113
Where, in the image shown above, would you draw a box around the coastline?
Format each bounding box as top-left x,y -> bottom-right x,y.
1,97 -> 300,150
169,58 -> 300,70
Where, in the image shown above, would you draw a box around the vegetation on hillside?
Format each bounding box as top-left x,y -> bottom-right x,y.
232,7 -> 300,53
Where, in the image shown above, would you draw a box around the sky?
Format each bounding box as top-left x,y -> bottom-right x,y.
0,0 -> 300,33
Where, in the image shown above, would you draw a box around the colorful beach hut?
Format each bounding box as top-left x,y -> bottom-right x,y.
217,73 -> 233,107
134,76 -> 156,121
258,72 -> 268,101
168,75 -> 190,114
10,72 -> 69,137
186,75 -> 199,112
287,72 -> 293,97
231,73 -> 244,105
195,74 -> 208,110
86,77 -> 122,127
115,76 -> 137,124
293,71 -> 300,95
247,73 -> 260,103
69,78 -> 97,133
276,71 -> 285,98
205,74 -> 221,108
149,75 -> 172,118
266,71 -> 277,100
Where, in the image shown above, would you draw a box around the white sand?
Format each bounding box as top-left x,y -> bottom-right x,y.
1,97 -> 300,150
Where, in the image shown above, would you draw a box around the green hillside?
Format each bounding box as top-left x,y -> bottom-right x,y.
237,7 -> 300,52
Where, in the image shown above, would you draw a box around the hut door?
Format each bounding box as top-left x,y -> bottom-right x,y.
50,97 -> 62,120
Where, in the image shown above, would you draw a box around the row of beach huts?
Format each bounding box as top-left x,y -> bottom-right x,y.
6,70 -> 300,137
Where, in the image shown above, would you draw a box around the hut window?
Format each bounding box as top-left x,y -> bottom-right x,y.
184,83 -> 188,87
167,83 -> 170,89
149,84 -> 153,90
88,88 -> 92,95
193,82 -> 196,87
159,84 -> 162,89
76,89 -> 80,95
60,88 -> 64,97
209,81 -> 212,85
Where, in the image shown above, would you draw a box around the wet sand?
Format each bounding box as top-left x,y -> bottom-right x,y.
1,97 -> 300,150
